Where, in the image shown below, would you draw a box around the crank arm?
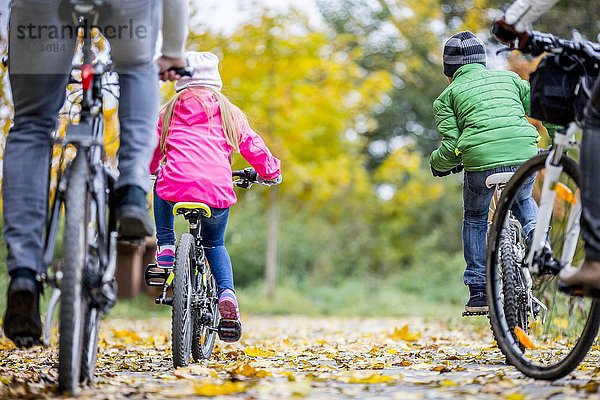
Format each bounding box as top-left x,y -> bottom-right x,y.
43,288 -> 61,347
531,295 -> 548,324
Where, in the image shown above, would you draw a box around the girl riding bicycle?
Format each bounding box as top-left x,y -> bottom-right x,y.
149,51 -> 281,341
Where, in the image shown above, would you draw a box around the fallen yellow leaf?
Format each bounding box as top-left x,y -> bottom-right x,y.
387,325 -> 421,342
348,374 -> 396,384
514,326 -> 536,350
440,379 -> 457,387
230,363 -> 271,378
193,381 -> 247,396
244,346 -> 276,357
110,328 -> 142,344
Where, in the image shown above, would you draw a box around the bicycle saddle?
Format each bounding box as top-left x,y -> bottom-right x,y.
58,0 -> 111,22
173,202 -> 212,218
485,172 -> 514,188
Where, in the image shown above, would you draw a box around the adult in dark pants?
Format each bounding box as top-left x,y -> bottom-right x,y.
2,0 -> 189,347
492,0 -> 600,295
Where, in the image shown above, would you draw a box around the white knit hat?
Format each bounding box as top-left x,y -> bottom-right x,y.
174,51 -> 223,92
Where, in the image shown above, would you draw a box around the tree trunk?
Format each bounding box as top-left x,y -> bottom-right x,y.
265,188 -> 279,300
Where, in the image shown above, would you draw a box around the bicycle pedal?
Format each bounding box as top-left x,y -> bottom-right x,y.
144,263 -> 169,286
217,319 -> 242,342
155,295 -> 173,306
558,283 -> 584,297
462,310 -> 489,317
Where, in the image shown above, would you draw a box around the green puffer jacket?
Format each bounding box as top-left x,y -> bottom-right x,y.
430,63 -> 540,172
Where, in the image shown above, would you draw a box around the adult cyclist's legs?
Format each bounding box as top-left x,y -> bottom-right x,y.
101,1 -> 160,237
560,77 -> 600,291
4,0 -> 75,276
580,80 -> 600,262
3,0 -> 75,344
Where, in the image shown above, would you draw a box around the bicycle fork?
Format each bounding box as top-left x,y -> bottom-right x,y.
43,232 -> 118,347
526,124 -> 578,274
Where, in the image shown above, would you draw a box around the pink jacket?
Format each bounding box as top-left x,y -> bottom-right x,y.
150,88 -> 281,209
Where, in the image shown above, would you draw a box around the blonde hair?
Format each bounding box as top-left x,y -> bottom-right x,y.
160,87 -> 246,160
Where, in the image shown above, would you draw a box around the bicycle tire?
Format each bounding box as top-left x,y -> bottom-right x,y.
80,306 -> 100,384
192,263 -> 218,361
498,223 -> 526,353
58,152 -> 90,394
487,153 -> 600,380
79,168 -> 106,384
172,233 -> 195,368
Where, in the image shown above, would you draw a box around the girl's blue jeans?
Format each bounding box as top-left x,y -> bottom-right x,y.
153,186 -> 234,296
462,166 -> 538,287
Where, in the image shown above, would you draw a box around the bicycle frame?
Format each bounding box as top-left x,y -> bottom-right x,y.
41,15 -> 118,346
526,123 -> 580,274
153,212 -> 212,308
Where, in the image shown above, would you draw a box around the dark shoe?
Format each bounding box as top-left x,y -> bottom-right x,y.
559,261 -> 600,297
116,185 -> 155,240
465,285 -> 488,313
3,276 -> 42,348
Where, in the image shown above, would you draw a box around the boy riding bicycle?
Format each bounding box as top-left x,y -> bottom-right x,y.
430,31 -> 552,314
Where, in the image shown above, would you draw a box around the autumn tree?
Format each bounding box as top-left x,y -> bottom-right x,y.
185,9 -> 392,297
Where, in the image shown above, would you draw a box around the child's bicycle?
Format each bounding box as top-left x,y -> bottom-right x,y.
145,168 -> 266,368
486,31 -> 600,380
462,171 -> 521,318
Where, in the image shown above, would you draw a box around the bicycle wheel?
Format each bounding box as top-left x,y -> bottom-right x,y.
172,233 -> 195,368
59,152 -> 90,394
487,153 -> 600,380
192,261 -> 219,361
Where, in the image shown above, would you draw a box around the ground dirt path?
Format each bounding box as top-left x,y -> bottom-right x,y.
1,315 -> 600,399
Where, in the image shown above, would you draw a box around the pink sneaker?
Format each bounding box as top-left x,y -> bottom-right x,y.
155,246 -> 175,269
218,289 -> 240,320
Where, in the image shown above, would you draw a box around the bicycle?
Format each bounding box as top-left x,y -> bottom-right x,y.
145,168 -> 265,368
35,1 -> 120,394
486,32 -> 600,380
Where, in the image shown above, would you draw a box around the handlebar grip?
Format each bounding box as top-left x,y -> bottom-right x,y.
167,67 -> 192,77
232,168 -> 258,182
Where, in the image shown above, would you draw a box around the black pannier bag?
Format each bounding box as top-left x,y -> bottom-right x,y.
529,53 -> 595,126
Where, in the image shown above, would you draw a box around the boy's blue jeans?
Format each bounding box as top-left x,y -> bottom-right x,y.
463,166 -> 538,287
153,186 -> 234,296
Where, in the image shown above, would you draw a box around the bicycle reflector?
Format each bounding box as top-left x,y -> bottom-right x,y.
81,64 -> 94,91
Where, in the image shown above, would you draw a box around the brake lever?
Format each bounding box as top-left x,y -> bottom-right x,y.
234,179 -> 253,189
496,46 -> 514,55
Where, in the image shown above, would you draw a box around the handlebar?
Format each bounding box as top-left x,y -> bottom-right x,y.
524,31 -> 600,62
232,168 -> 268,189
167,67 -> 192,77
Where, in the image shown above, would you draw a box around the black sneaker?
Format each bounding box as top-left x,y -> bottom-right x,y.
465,285 -> 488,313
116,185 -> 155,240
3,276 -> 42,348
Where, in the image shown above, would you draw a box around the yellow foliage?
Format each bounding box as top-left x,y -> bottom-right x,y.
187,11 -> 392,206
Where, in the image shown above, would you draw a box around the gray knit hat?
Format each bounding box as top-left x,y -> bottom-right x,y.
443,31 -> 487,78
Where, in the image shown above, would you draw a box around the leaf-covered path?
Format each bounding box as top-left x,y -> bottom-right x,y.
1,315 -> 600,399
